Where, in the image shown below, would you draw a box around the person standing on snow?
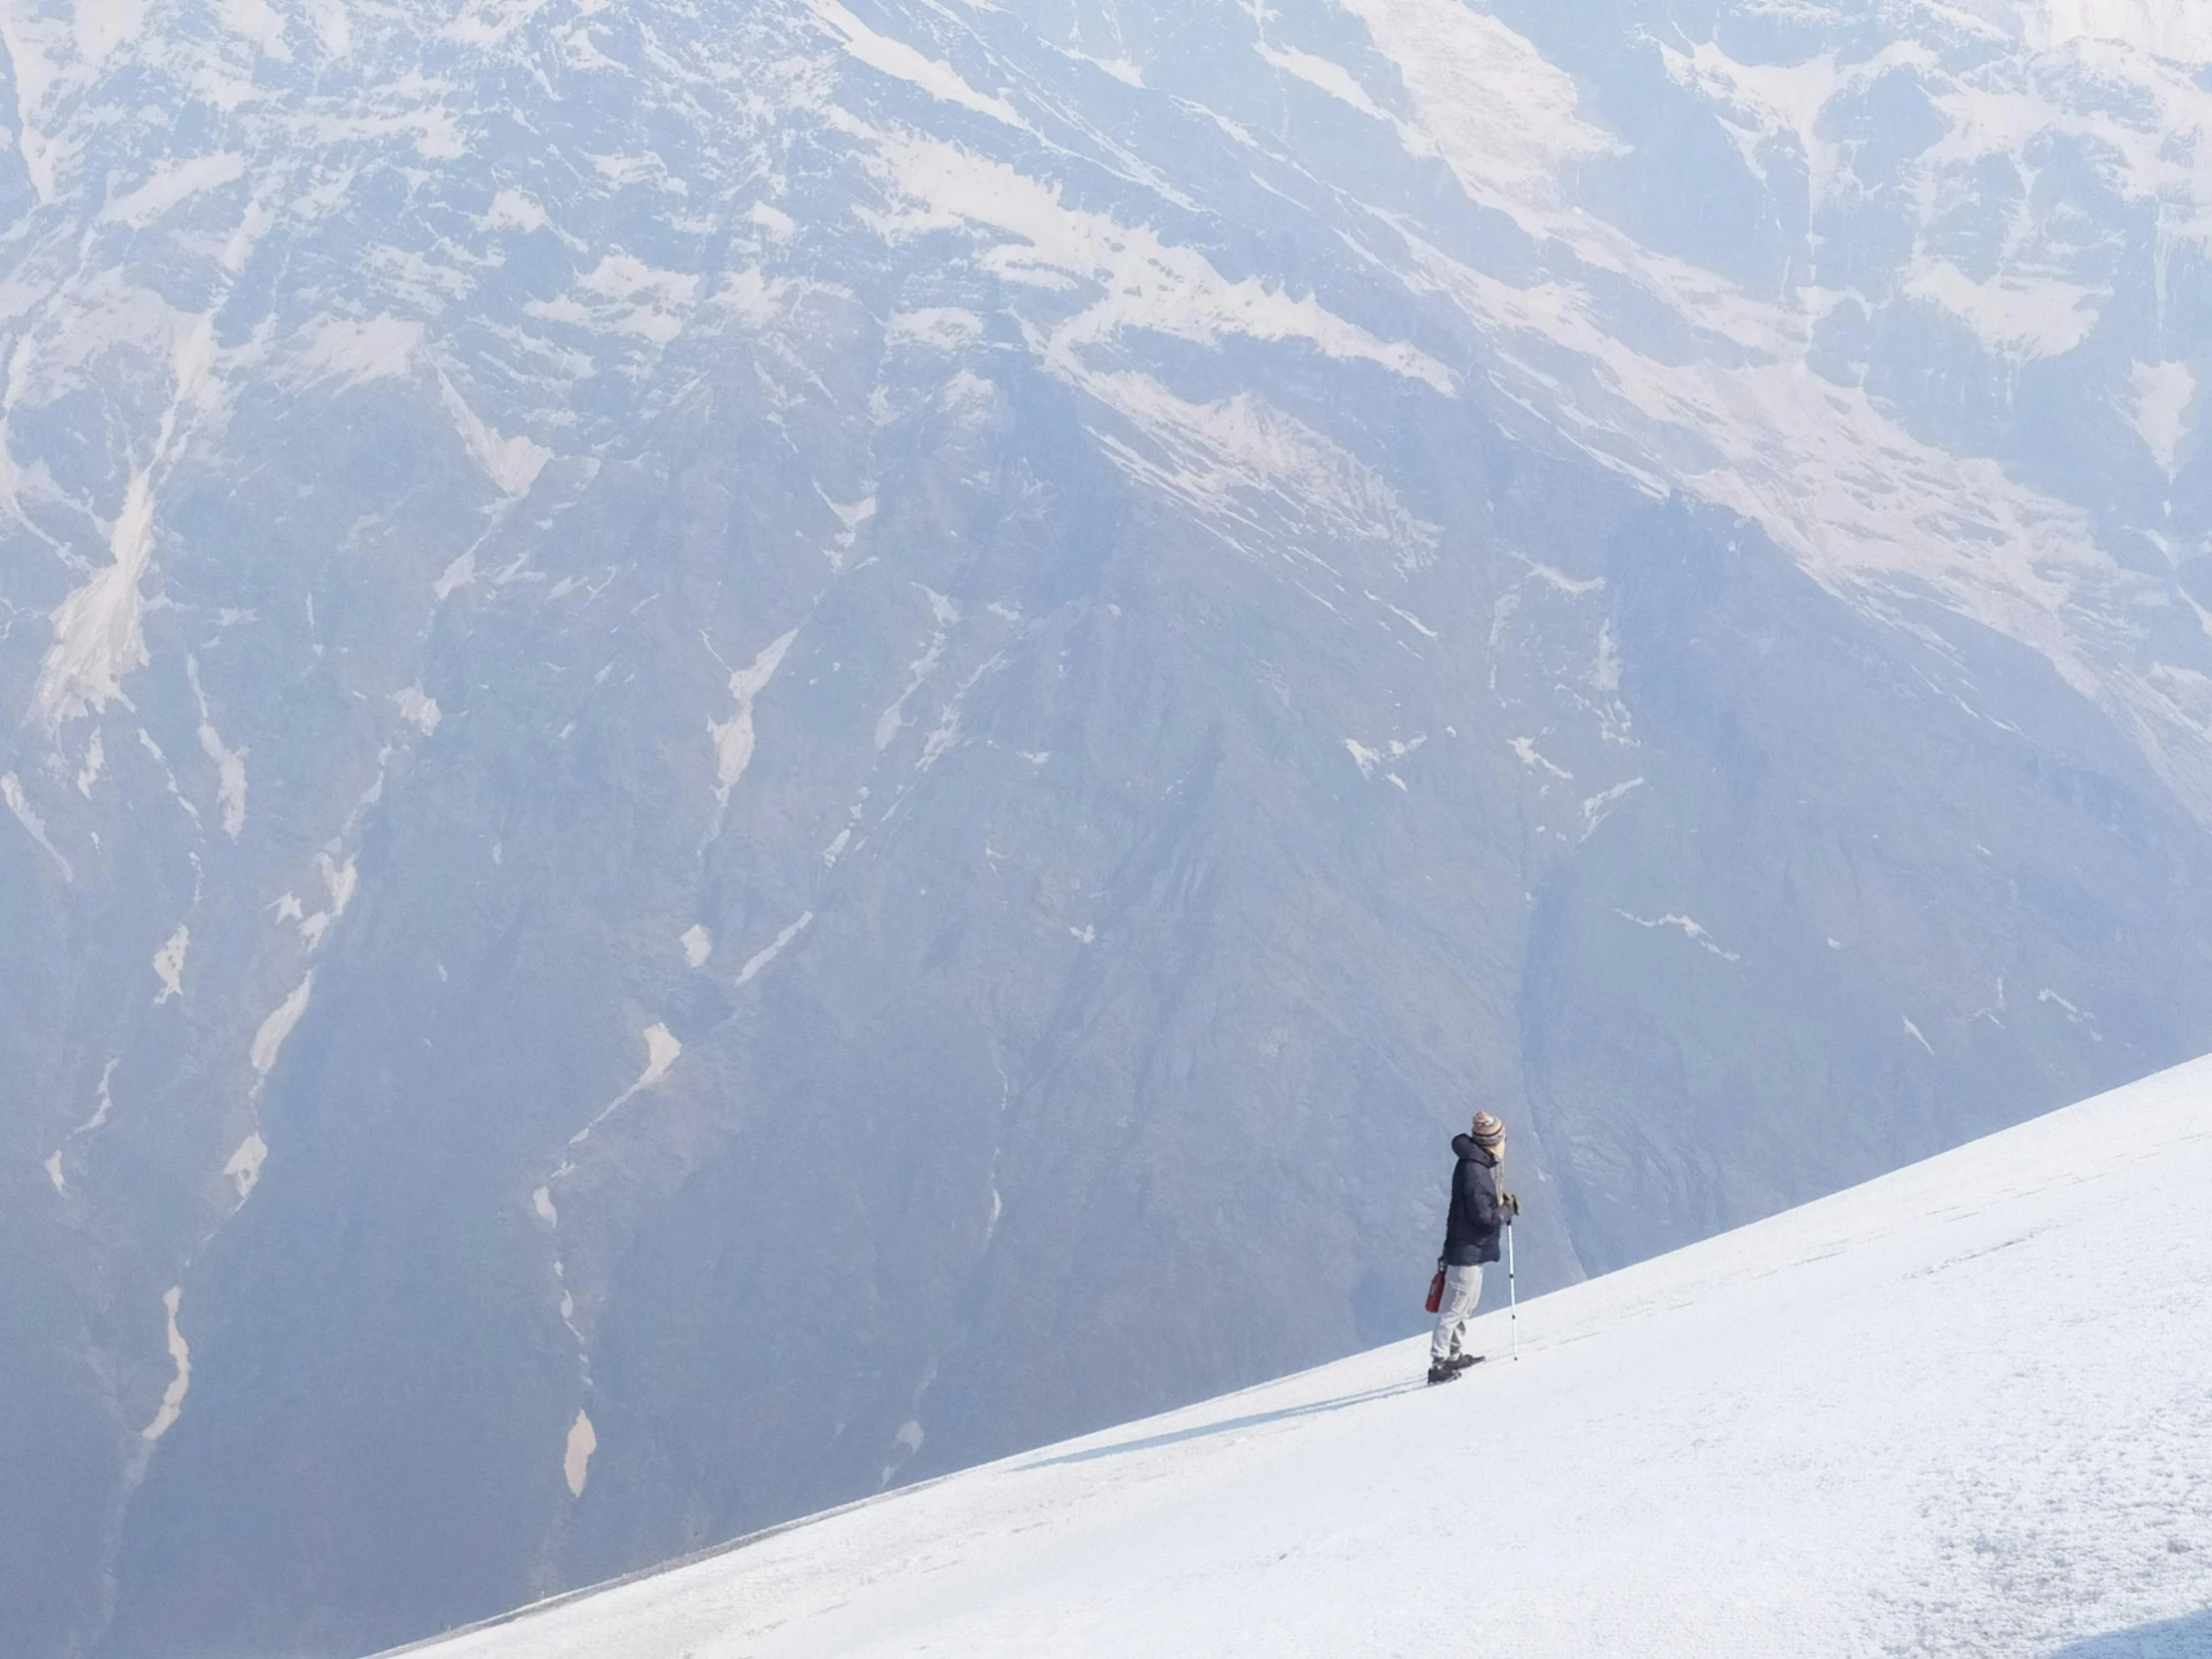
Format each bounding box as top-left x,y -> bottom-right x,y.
1428,1112 -> 1517,1385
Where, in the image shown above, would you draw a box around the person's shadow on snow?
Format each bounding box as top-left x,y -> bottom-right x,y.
2045,1607 -> 2212,1658
1020,1382 -> 1422,1469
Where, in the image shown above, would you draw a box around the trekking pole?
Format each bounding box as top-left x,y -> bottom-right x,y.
1506,1217 -> 1518,1361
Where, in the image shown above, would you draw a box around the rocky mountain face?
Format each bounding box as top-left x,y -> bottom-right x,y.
0,0 -> 2205,1652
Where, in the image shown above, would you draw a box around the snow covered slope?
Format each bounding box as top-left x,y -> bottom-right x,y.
7,0 -> 2212,1649
398,1053 -> 2212,1659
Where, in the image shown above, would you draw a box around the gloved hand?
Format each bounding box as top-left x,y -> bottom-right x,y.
1500,1190 -> 1521,1217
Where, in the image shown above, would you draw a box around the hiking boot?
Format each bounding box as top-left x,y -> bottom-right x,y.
1448,1353 -> 1482,1372
1425,1362 -> 1460,1385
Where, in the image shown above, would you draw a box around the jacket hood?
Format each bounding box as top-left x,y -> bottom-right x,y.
1451,1133 -> 1498,1165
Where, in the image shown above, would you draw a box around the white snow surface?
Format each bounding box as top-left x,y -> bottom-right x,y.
1615,908 -> 1741,961
397,1055 -> 2212,1659
187,656 -> 248,837
249,972 -> 313,1076
140,1286 -> 191,1442
563,1410 -> 597,1499
710,628 -> 799,814
151,924 -> 189,1002
2,771 -> 74,880
2033,0 -> 2212,59
394,683 -> 443,736
807,0 -> 1028,131
223,1130 -> 268,1200
565,1021 -> 684,1148
735,911 -> 813,985
2129,360 -> 2198,473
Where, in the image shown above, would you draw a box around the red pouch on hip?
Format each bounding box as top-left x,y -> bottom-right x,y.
1424,1269 -> 1445,1314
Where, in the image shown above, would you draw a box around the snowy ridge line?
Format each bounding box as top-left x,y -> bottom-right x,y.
391,1056 -> 2212,1656
364,1335 -> 1337,1659
1501,1050 -> 2212,1341
362,1254 -> 1353,1657
358,1449 -> 1017,1657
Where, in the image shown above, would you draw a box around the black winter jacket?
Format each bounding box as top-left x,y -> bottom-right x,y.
1440,1134 -> 1508,1267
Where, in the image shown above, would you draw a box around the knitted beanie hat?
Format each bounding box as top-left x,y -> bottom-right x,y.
1470,1112 -> 1505,1152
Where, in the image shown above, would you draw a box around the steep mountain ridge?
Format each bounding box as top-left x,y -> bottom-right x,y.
0,0 -> 2206,1652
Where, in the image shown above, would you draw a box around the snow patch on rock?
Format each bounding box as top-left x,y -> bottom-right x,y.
481,189 -> 549,233
563,1410 -> 597,1497
74,729 -> 105,797
2,773 -> 73,881
299,314 -> 424,386
737,912 -> 813,985
869,134 -> 1453,396
224,1131 -> 269,1200
1616,910 -> 1741,962
298,851 -> 358,949
187,657 -> 248,838
1511,738 -> 1571,781
709,628 -> 799,818
251,973 -> 314,1077
568,1022 -> 684,1148
1339,0 -> 1619,231
2031,0 -> 2212,59
526,254 -> 699,346
2127,361 -> 2197,473
438,371 -> 550,496
33,313 -> 219,728
394,683 -> 442,735
807,0 -> 1028,131
886,307 -> 983,352
153,924 -> 189,1002
101,153 -> 247,229
140,1287 -> 191,1442
1904,259 -> 2103,363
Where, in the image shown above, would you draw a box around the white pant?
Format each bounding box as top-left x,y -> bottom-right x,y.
1430,1263 -> 1483,1362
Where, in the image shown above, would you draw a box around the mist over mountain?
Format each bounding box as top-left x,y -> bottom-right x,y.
0,0 -> 2206,1653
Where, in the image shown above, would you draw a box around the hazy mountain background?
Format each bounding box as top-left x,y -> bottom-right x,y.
0,0 -> 2205,1652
